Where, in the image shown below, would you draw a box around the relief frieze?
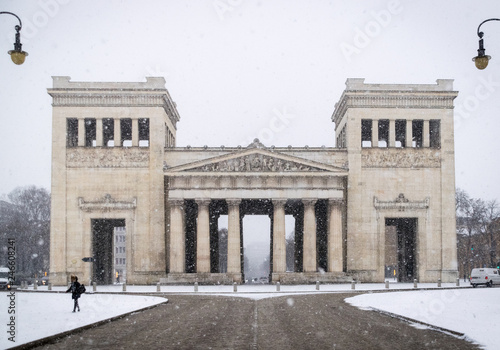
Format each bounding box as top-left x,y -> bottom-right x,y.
361,149 -> 440,168
67,147 -> 149,168
187,154 -> 326,172
374,193 -> 429,211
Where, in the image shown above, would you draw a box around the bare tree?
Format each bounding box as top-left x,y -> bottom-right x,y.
456,188 -> 500,277
483,200 -> 500,268
0,186 -> 50,279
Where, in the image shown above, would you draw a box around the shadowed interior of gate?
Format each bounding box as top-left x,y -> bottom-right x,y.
92,219 -> 125,285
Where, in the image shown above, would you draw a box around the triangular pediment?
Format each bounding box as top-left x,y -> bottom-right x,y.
165,148 -> 347,174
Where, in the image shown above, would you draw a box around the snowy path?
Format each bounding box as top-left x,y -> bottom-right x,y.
346,288 -> 500,350
0,292 -> 167,349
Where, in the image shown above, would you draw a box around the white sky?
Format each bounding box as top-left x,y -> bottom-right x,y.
1,0 -> 499,203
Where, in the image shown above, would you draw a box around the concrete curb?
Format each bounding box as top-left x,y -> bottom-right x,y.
369,307 -> 466,337
6,297 -> 168,350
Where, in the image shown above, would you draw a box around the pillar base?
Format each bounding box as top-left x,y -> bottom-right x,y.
440,270 -> 459,283
161,273 -> 242,285
49,272 -> 70,286
271,272 -> 353,284
126,271 -> 167,285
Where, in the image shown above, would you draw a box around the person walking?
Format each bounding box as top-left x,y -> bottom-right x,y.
66,274 -> 82,312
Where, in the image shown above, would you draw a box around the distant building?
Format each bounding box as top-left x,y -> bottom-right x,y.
114,227 -> 126,283
48,77 -> 458,285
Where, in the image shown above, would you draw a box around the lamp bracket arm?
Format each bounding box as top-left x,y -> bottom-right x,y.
477,18 -> 500,38
0,11 -> 22,31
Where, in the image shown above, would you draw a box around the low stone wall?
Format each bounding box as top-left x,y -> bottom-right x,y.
272,272 -> 353,284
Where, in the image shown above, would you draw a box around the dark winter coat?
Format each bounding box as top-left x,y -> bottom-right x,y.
66,281 -> 81,300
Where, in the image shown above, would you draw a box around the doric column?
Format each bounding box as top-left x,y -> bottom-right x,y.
328,199 -> 344,272
196,199 -> 211,273
114,118 -> 121,147
169,199 -> 185,273
303,199 -> 317,272
132,119 -> 139,147
96,119 -> 103,147
405,119 -> 413,148
423,120 -> 430,148
389,119 -> 396,147
372,119 -> 379,147
272,199 -> 287,273
78,118 -> 85,147
227,199 -> 241,274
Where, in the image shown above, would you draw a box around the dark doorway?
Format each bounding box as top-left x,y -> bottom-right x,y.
241,199 -> 273,284
385,218 -> 417,282
92,219 -> 125,284
315,200 -> 328,273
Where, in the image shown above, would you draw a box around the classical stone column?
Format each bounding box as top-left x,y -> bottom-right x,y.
328,199 -> 344,272
372,119 -> 379,147
303,199 -> 317,272
405,119 -> 413,148
196,199 -> 211,273
132,119 -> 139,147
78,118 -> 85,147
389,119 -> 396,147
96,118 -> 103,147
272,199 -> 287,273
169,199 -> 185,273
227,199 -> 241,274
114,118 -> 121,147
423,120 -> 430,148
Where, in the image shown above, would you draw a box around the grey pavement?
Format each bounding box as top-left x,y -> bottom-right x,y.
31,292 -> 479,350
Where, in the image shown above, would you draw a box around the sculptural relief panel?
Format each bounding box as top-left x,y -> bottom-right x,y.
188,154 -> 325,172
67,148 -> 149,168
362,149 -> 441,168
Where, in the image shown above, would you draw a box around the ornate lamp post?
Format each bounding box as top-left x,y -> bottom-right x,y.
0,11 -> 28,65
473,18 -> 500,70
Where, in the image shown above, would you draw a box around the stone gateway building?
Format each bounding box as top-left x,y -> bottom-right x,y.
48,77 -> 458,285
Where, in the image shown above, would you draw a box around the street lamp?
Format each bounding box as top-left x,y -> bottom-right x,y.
0,11 -> 28,65
473,18 -> 500,70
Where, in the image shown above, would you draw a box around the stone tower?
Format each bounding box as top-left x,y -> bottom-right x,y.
332,78 -> 458,282
48,76 -> 180,285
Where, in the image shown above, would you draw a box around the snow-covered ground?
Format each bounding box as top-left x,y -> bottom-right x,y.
1,282 -> 496,349
346,288 -> 500,350
0,292 -> 167,349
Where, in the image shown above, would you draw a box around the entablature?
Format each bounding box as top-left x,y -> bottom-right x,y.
332,78 -> 458,126
48,76 -> 180,127
166,174 -> 345,191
